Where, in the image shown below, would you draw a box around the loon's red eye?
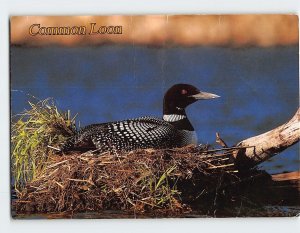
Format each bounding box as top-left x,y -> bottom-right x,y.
181,89 -> 187,95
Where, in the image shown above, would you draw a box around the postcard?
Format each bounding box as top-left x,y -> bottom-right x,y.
10,15 -> 299,218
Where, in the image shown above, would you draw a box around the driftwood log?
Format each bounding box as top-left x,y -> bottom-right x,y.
233,108 -> 300,169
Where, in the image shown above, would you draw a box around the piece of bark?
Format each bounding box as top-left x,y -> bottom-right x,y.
233,108 -> 300,169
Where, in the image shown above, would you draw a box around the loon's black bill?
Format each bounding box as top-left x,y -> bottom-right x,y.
190,91 -> 220,100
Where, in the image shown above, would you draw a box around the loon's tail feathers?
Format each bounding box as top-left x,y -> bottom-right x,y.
59,137 -> 76,153
59,135 -> 98,153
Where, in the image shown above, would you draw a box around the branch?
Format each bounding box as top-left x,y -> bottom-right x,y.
233,108 -> 300,169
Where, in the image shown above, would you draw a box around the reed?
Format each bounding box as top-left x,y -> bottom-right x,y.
11,98 -> 76,189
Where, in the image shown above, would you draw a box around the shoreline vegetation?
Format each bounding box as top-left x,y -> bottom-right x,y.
11,98 -> 300,217
11,15 -> 298,48
11,98 -> 77,188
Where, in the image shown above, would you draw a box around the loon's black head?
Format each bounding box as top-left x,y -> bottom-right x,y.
163,84 -> 220,115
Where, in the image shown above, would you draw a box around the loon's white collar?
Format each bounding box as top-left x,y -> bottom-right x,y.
163,114 -> 186,122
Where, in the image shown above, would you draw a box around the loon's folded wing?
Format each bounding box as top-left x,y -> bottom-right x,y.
61,117 -> 179,153
89,117 -> 180,151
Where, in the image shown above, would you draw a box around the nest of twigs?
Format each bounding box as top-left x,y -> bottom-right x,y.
14,145 -> 243,216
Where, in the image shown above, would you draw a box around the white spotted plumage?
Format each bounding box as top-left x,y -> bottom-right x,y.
60,116 -> 197,153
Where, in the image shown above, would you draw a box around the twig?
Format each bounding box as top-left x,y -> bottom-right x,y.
47,145 -> 61,151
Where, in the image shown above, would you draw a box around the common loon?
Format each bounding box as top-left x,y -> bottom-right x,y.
60,84 -> 219,153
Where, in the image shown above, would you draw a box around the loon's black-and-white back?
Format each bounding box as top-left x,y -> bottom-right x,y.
60,84 -> 219,153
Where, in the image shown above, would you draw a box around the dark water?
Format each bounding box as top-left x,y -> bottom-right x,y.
10,45 -> 299,174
